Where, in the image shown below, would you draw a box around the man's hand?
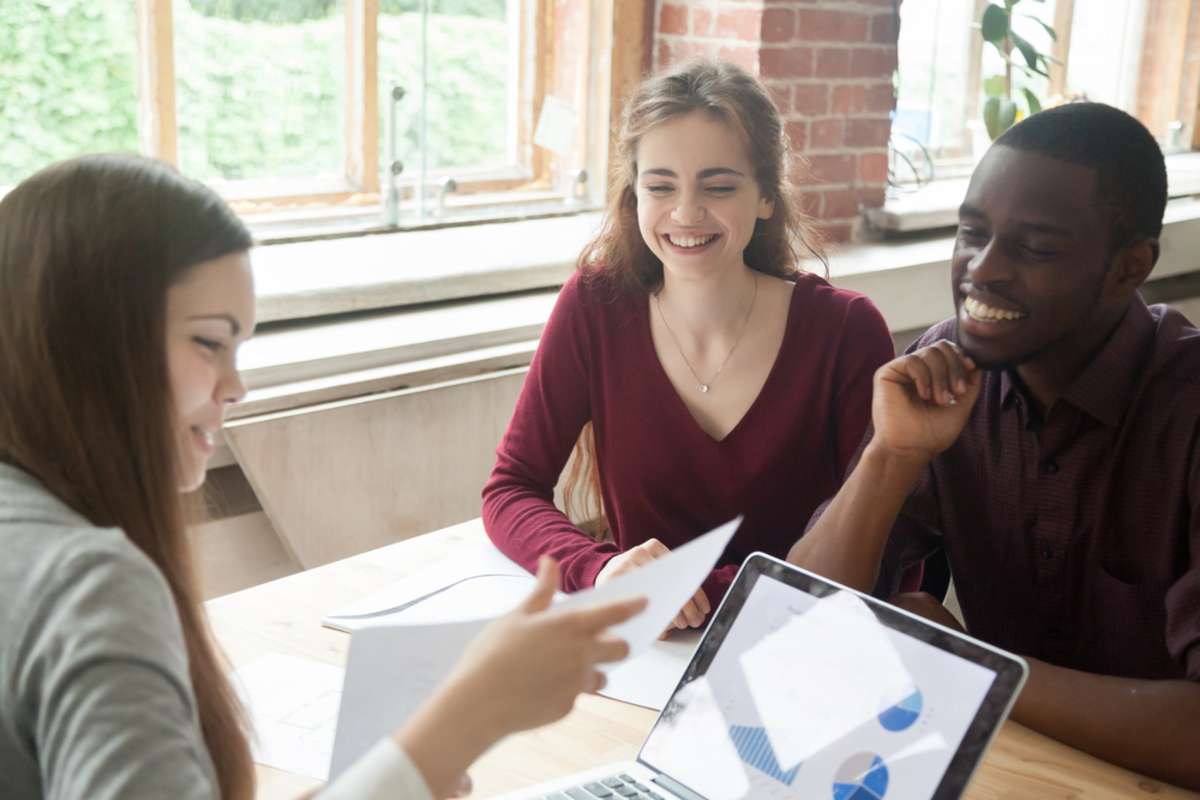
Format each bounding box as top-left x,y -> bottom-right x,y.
887,591 -> 965,634
596,539 -> 711,634
872,340 -> 983,462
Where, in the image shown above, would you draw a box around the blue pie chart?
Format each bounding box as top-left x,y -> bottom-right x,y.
878,689 -> 923,732
832,752 -> 889,800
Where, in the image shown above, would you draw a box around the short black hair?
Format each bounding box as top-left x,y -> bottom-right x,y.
994,102 -> 1167,246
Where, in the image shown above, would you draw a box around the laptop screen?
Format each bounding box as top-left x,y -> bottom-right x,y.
638,556 -> 1025,800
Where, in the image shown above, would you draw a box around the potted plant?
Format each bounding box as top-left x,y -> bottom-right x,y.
979,0 -> 1057,139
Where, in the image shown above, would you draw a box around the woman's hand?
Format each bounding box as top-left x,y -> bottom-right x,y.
397,556 -> 646,798
596,539 -> 711,634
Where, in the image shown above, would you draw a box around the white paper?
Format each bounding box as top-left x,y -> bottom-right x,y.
323,545 -> 529,632
231,654 -> 345,781
533,95 -> 577,155
555,517 -> 740,661
330,518 -> 741,779
599,629 -> 701,710
739,590 -> 916,771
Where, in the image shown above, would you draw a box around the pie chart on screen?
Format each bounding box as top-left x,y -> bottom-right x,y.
832,752 -> 889,800
878,689 -> 923,732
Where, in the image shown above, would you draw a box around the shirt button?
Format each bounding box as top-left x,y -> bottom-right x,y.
1041,460 -> 1060,476
1042,544 -> 1055,560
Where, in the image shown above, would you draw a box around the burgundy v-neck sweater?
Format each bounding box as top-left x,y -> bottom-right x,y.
482,269 -> 894,606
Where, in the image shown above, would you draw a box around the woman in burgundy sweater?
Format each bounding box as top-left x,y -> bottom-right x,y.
483,59 -> 894,631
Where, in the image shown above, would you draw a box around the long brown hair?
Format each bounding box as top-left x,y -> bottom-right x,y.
565,58 -> 826,528
0,155 -> 255,798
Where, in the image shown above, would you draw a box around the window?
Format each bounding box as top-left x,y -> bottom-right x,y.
893,0 -> 1200,185
1,0 -> 640,233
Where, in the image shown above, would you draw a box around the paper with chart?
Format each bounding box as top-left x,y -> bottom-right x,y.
231,654 -> 344,781
329,518 -> 740,779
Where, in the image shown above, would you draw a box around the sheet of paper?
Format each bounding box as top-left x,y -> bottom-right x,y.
330,618 -> 489,779
739,589 -> 916,771
323,544 -> 529,632
599,629 -> 701,710
231,654 -> 345,781
555,517 -> 740,661
330,518 -> 740,779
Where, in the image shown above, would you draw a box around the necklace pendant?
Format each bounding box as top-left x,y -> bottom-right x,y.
699,383 -> 710,393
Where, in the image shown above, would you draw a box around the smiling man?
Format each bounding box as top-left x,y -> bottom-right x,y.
788,103 -> 1200,788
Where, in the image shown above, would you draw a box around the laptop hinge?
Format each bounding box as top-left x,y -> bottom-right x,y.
651,774 -> 705,800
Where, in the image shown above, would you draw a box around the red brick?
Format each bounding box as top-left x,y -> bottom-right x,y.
819,221 -> 853,244
815,48 -> 851,78
865,82 -> 896,113
797,189 -> 821,217
792,84 -> 829,115
785,120 -> 808,151
761,46 -> 814,78
845,118 -> 892,148
719,45 -> 759,73
859,152 -> 889,184
807,154 -> 856,184
870,11 -> 899,44
767,83 -> 792,114
831,85 -> 866,114
850,46 -> 898,78
656,40 -> 673,70
796,10 -> 869,42
858,186 -> 886,208
763,8 -> 795,42
822,188 -> 861,219
811,118 -> 843,149
717,8 -> 763,41
693,8 -> 713,36
659,3 -> 688,36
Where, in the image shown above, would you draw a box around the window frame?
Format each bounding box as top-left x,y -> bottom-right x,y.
130,0 -> 649,223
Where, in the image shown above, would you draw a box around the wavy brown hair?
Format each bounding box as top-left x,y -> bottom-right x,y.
565,58 -> 826,529
0,155 -> 255,799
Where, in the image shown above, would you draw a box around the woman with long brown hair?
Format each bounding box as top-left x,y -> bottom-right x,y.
483,59 -> 895,631
0,154 -> 643,799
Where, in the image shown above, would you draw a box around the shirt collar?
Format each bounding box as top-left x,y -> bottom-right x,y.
999,296 -> 1155,427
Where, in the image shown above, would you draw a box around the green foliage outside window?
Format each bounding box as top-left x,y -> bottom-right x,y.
0,0 -> 509,187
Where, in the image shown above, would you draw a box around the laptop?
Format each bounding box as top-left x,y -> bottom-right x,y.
495,553 -> 1027,800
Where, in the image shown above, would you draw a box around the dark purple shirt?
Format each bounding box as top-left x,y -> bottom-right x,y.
873,297 -> 1200,681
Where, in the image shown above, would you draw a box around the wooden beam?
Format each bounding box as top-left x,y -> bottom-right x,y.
135,0 -> 177,165
1048,0 -> 1075,98
346,0 -> 380,193
609,0 -> 652,163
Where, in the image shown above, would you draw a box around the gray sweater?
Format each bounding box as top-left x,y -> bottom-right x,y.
0,463 -> 221,798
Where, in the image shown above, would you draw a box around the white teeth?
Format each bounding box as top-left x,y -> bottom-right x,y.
964,296 -> 1025,322
668,233 -> 716,248
192,427 -> 215,446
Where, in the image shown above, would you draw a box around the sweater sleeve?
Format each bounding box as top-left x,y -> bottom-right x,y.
14,533 -> 220,800
831,294 -> 895,477
482,274 -> 621,591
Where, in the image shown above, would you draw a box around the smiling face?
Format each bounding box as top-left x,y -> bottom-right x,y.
165,250 -> 256,491
952,145 -> 1129,370
634,111 -> 774,283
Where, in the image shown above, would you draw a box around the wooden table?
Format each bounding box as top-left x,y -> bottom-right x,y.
205,519 -> 1197,799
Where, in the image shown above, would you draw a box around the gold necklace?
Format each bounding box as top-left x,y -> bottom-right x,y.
654,272 -> 759,394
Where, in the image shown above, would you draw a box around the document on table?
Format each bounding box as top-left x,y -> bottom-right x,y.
231,654 -> 345,781
329,517 -> 740,779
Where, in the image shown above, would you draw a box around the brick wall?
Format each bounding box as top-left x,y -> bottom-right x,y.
653,0 -> 899,244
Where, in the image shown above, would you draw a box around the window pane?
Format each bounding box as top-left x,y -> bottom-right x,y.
174,0 -> 346,184
378,0 -> 512,179
895,0 -> 975,160
0,1 -> 138,186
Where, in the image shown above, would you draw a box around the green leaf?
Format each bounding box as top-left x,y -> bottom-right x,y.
1021,13 -> 1058,41
984,95 -> 1018,140
981,4 -> 1009,44
1010,30 -> 1039,69
983,75 -> 1008,97
1021,87 -> 1042,115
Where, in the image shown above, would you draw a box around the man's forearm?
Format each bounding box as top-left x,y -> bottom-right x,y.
787,443 -> 928,592
1014,658 -> 1200,790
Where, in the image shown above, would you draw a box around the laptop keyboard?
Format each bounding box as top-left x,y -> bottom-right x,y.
539,772 -> 669,800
